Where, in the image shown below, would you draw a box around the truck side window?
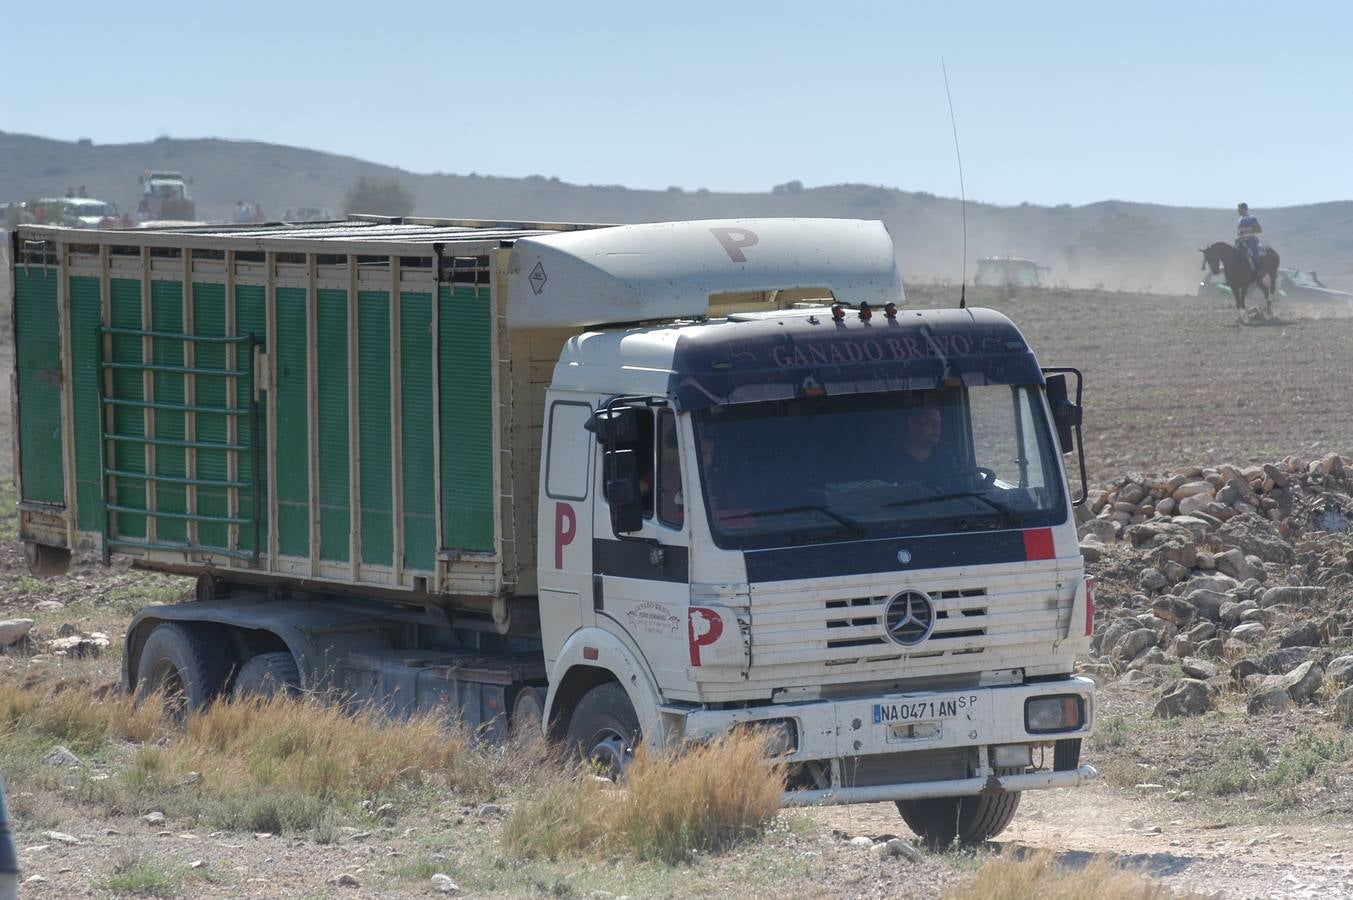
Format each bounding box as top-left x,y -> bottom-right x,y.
545,401 -> 593,500
635,409 -> 655,520
657,409 -> 684,528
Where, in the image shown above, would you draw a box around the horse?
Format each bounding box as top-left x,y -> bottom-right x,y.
1201,241 -> 1279,316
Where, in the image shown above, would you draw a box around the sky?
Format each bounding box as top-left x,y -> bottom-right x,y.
5,0 -> 1351,208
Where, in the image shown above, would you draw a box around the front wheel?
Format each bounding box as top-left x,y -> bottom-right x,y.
897,786 -> 1021,849
565,683 -> 640,780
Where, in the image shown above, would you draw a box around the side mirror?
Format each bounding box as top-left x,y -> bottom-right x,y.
587,405 -> 641,447
1042,367 -> 1087,507
1045,374 -> 1081,453
603,449 -> 644,533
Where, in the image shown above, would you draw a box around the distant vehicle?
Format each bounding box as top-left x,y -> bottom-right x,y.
60,197 -> 121,228
138,171 -> 195,221
283,207 -> 336,223
974,257 -> 1047,292
1198,267 -> 1352,304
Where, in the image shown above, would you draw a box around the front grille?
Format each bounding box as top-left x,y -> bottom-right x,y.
743,569 -> 1075,679
839,746 -> 974,788
825,588 -> 989,653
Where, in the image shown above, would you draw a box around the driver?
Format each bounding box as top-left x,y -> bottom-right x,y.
902,404 -> 959,484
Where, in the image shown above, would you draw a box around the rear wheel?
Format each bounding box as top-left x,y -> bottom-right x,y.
897,772 -> 1022,849
231,651 -> 301,701
509,686 -> 547,746
135,622 -> 233,717
565,683 -> 640,780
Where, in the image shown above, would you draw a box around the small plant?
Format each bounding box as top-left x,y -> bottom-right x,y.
1090,715 -> 1129,751
96,852 -> 206,897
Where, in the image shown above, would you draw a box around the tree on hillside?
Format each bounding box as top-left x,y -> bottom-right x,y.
343,177 -> 415,217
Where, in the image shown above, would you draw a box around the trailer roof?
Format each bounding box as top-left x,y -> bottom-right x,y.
14,216 -> 606,256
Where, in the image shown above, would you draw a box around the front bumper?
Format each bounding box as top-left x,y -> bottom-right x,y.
671,676 -> 1096,803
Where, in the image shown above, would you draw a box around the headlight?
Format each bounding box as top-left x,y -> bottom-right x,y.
1025,695 -> 1084,734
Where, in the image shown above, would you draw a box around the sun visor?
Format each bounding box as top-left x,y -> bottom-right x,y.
505,218 -> 903,329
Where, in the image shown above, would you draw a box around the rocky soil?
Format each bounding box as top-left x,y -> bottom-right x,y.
1077,453 -> 1353,727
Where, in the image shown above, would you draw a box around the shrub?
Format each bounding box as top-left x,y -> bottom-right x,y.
504,731 -> 784,864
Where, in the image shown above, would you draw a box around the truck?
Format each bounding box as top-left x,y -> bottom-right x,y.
136,171 -> 195,222
8,216 -> 1095,846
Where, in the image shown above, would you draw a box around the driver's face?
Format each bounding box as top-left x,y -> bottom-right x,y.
909,407 -> 942,451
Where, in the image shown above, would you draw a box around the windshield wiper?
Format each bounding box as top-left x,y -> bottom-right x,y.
740,503 -> 867,538
881,490 -> 1019,524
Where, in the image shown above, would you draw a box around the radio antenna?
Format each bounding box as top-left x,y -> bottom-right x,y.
941,58 -> 968,309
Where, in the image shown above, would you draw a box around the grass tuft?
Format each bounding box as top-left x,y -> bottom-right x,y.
95,850 -> 208,897
945,850 -> 1200,900
504,731 -> 785,864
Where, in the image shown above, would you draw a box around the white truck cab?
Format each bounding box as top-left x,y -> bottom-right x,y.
519,219 -> 1095,845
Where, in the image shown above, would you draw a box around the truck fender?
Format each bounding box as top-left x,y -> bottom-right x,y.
121,597 -> 394,695
544,626 -> 668,749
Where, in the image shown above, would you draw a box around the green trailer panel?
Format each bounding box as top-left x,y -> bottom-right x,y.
316,288 -> 350,563
358,290 -> 393,567
13,266 -> 65,505
439,285 -> 495,552
401,291 -> 436,572
235,283 -> 267,553
150,281 -> 187,544
69,276 -> 103,530
108,278 -> 147,538
273,287 -> 309,558
191,282 -> 231,551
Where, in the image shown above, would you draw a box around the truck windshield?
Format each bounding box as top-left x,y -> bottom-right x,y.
692,386 -> 1067,550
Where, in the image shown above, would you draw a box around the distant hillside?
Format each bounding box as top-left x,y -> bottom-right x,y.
4,131 -> 1352,292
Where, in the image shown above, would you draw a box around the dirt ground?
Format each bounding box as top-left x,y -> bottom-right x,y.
5,281 -> 1353,897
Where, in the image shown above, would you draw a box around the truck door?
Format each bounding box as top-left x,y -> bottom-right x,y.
538,398 -> 596,669
592,406 -> 692,688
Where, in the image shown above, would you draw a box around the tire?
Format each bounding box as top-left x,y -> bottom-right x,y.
135,622 -> 234,717
231,651 -> 301,701
24,542 -> 70,578
897,778 -> 1022,849
564,682 -> 641,779
509,686 -> 546,746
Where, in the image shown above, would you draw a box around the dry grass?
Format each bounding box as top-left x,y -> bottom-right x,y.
0,675 -> 163,752
0,677 -> 513,833
945,850 -> 1201,900
503,732 -> 785,864
95,694 -> 505,831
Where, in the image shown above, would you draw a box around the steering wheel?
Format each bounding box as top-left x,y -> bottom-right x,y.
934,467 -> 997,492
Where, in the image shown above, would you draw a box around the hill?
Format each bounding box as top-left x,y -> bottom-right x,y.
4,130 -> 1352,291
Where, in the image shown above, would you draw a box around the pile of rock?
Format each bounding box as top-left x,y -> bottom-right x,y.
0,619 -> 110,659
1075,454 -> 1353,724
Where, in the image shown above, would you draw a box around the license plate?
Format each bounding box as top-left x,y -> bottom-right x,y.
873,693 -> 979,742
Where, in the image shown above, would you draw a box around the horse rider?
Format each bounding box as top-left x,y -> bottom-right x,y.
1236,203 -> 1264,275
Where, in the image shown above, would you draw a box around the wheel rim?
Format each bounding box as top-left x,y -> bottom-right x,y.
149,660 -> 187,718
587,729 -> 634,780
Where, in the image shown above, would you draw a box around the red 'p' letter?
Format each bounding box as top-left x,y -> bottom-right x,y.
554,502 -> 576,569
688,607 -> 725,666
